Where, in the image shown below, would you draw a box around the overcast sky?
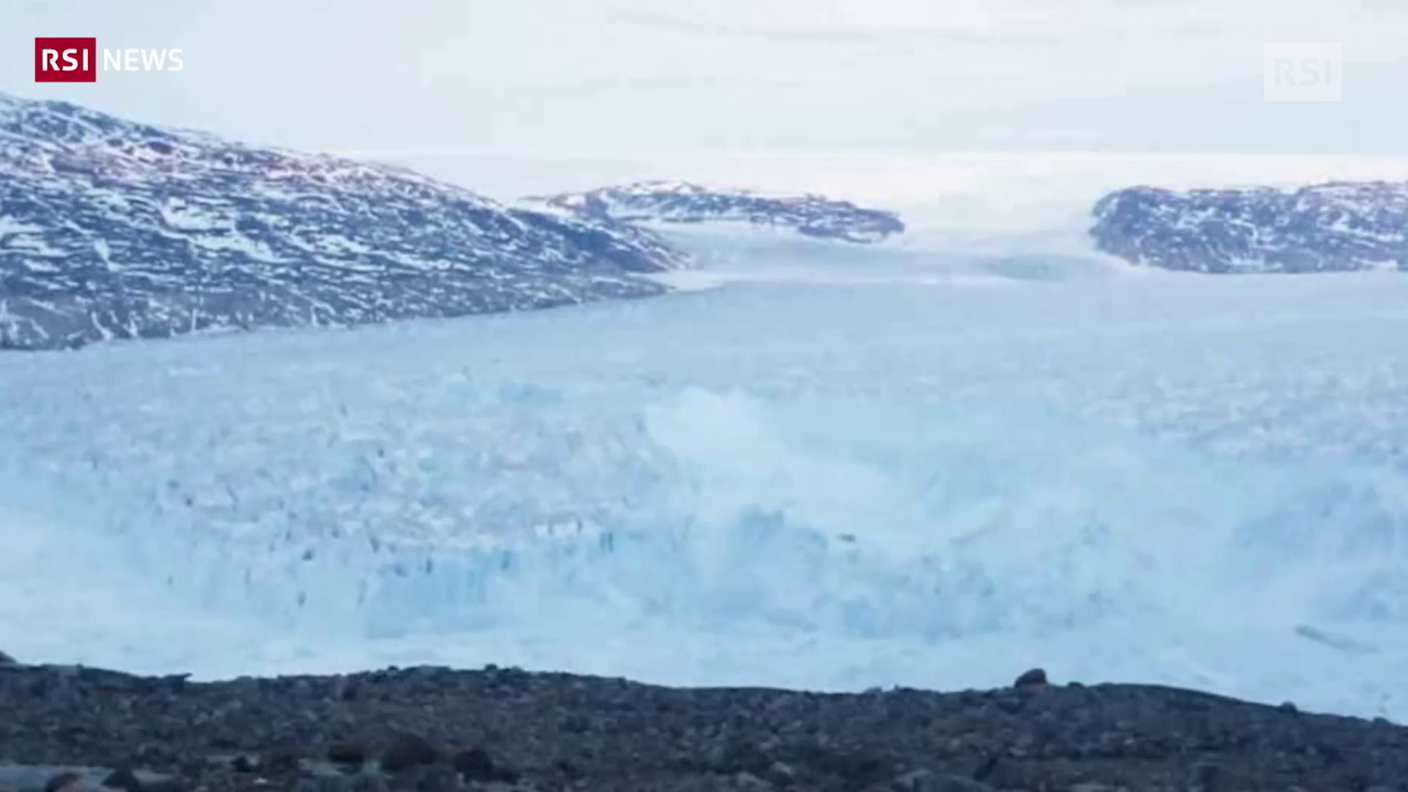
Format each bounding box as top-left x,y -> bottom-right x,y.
4,0 -> 1408,204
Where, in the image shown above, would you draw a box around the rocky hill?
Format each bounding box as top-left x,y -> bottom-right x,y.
524,181 -> 906,244
0,94 -> 687,351
1090,181 -> 1408,273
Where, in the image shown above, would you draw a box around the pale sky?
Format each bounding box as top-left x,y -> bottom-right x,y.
4,0 -> 1408,204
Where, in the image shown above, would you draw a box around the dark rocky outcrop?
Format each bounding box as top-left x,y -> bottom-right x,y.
2,663 -> 1406,791
1012,668 -> 1047,689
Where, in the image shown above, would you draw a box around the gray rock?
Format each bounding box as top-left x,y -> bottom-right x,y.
326,743 -> 372,767
378,735 -> 440,774
392,763 -> 460,792
887,770 -> 996,792
449,749 -> 512,783
1013,668 -> 1048,688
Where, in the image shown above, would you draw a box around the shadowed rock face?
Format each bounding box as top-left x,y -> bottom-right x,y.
1090,181 -> 1408,274
0,94 -> 688,352
2,663 -> 1406,792
525,181 -> 906,244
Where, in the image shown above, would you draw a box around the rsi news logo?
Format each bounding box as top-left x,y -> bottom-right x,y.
35,37 -> 184,83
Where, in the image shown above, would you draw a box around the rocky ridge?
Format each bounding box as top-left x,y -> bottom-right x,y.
1090,181 -> 1408,273
1,660 -> 1405,792
523,181 -> 906,244
0,94 -> 687,351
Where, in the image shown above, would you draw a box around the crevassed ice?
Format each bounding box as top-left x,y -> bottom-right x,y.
0,250 -> 1407,720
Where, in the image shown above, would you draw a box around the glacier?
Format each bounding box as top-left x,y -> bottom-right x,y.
2,232 -> 1407,722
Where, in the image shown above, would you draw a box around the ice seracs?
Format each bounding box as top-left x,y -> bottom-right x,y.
1090,181 -> 1408,273
0,93 -> 688,351
522,180 -> 906,244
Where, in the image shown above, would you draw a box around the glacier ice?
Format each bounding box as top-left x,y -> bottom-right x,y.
1,249 -> 1407,720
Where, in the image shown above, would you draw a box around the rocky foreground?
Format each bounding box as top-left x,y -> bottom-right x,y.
1,662 -> 1406,792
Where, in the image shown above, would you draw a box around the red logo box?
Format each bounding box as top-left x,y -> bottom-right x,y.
35,37 -> 97,82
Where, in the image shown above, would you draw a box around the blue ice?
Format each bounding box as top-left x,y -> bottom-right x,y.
1,237 -> 1407,721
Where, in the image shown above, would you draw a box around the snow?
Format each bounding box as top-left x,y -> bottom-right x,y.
159,199 -> 233,232
1,239 -> 1407,721
0,218 -> 45,236
185,232 -> 285,262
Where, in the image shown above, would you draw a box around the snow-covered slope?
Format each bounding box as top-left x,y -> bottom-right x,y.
523,180 -> 906,244
0,94 -> 687,351
1090,181 -> 1408,273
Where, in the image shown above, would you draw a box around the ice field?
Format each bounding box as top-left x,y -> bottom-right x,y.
2,229 -> 1408,721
